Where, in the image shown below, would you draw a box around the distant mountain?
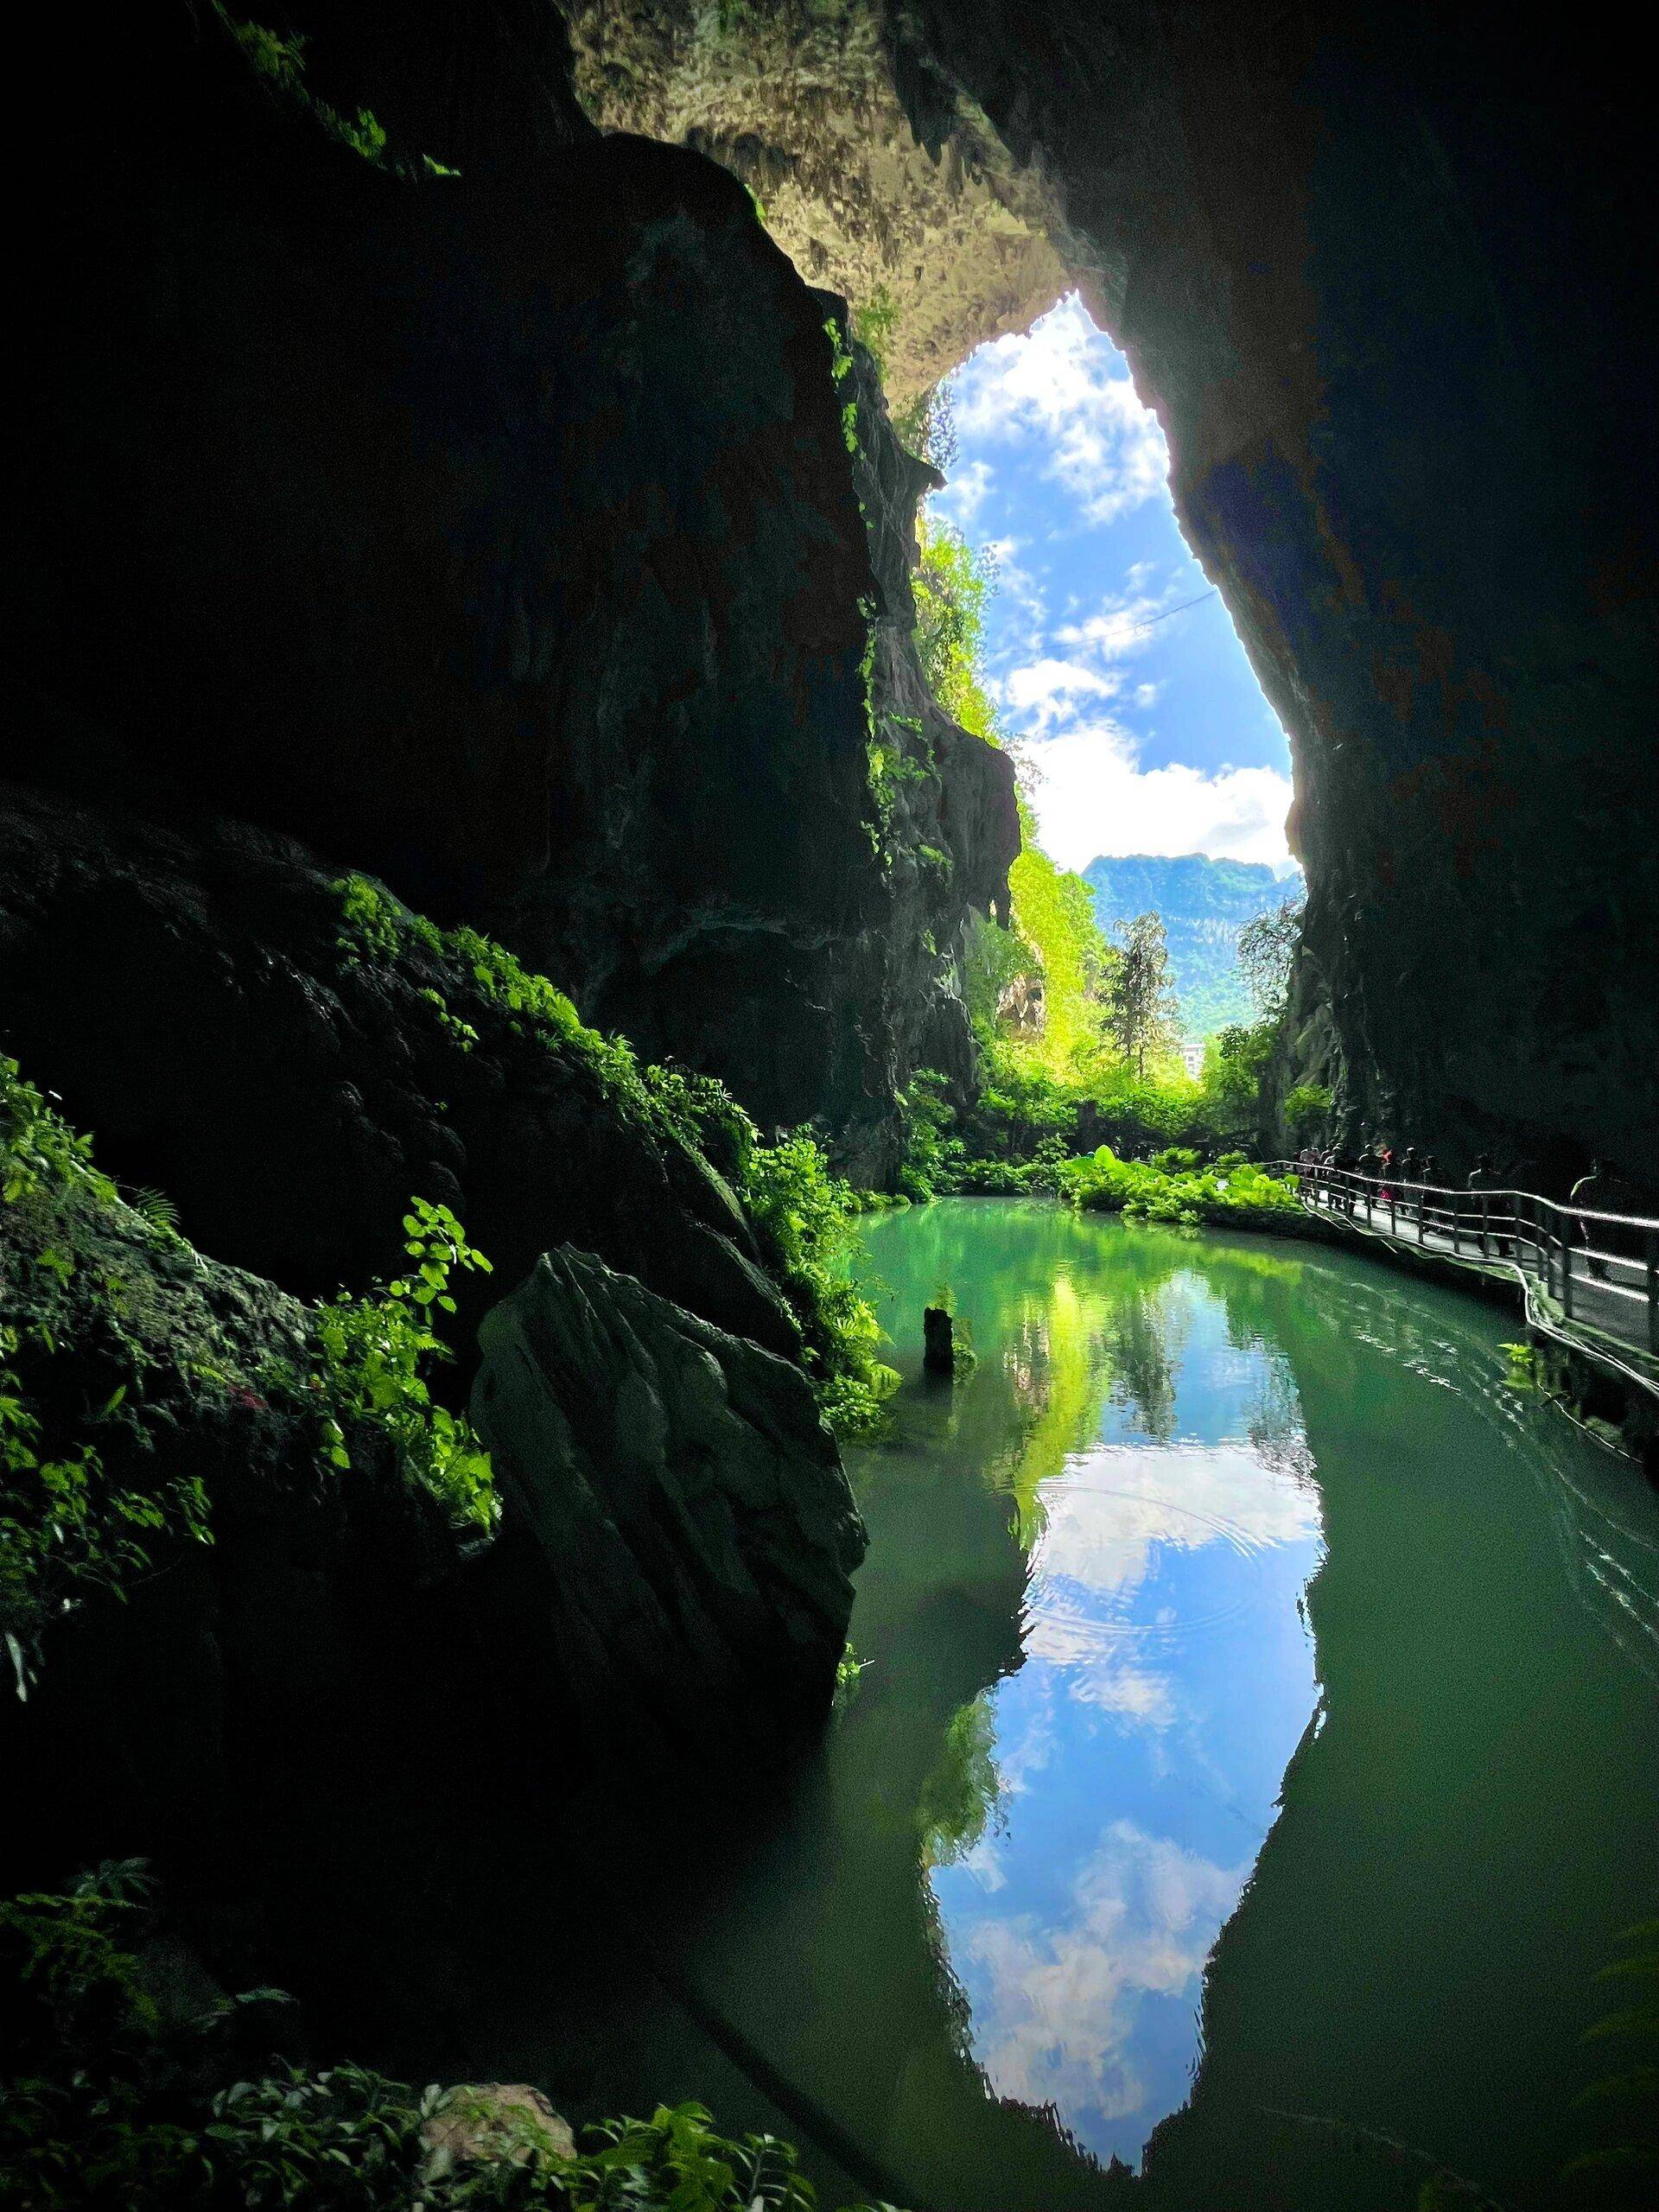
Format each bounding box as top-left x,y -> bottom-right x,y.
1083,853 -> 1304,1039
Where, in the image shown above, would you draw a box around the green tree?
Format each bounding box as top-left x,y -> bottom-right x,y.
1108,912 -> 1182,1077
1237,893 -> 1305,1016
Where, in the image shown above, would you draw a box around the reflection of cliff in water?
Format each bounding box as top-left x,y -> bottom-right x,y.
1143,1248 -> 1659,2211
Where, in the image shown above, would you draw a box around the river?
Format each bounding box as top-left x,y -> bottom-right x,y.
476,1199 -> 1659,2209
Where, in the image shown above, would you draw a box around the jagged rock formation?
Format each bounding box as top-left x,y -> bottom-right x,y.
567,1 -> 1659,1187
559,0 -> 1071,402
0,1074 -> 861,1980
16,5 -> 1013,1179
474,1247 -> 865,1757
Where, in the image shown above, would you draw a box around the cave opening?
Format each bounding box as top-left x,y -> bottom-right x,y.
914,291 -> 1304,1063
5,10 -> 1658,2212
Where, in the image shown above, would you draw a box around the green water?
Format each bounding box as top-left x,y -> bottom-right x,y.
494,1202 -> 1659,2209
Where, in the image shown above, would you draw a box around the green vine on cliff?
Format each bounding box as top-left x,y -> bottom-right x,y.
216,8 -> 460,177
0,1059 -> 213,1693
308,1198 -> 497,1537
823,315 -> 861,459
329,879 -> 893,1438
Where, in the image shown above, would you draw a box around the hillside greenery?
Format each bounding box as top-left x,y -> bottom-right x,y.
901,500 -> 1323,1203
1083,853 -> 1305,1039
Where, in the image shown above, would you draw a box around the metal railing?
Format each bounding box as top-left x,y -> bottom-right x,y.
1265,1161 -> 1659,1362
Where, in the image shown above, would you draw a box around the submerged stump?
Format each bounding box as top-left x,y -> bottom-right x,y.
923,1305 -> 957,1376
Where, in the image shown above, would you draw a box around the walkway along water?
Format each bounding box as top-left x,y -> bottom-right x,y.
1270,1162 -> 1659,1465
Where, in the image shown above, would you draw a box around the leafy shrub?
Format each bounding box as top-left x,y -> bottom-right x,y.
741,1135 -> 897,1437
1058,1146 -> 1302,1232
0,1872 -> 896,2211
1,1060 -> 214,1685
1284,1080 -> 1333,1145
2,1053 -> 501,1688
308,1198 -> 497,1536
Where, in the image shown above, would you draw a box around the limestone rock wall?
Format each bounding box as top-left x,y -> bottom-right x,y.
559,0 -> 1071,402
824,308 -> 1021,1179
569,0 -> 1659,1186
0,784 -> 797,1363
16,3 -> 1011,1165
903,3 -> 1659,1185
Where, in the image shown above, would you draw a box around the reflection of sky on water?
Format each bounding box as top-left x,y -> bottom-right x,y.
930,1275 -> 1325,2170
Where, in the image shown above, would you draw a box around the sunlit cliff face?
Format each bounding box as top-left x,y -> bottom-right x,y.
558,0 -> 1073,404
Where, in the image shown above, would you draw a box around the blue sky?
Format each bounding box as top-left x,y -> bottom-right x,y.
928,296 -> 1296,874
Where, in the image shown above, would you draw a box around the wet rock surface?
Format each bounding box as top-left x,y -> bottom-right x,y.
474,1247 -> 866,1761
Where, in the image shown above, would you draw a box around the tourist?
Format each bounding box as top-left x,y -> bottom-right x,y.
1407,1150 -> 1433,1221
1571,1160 -> 1610,1281
1419,1154 -> 1439,1228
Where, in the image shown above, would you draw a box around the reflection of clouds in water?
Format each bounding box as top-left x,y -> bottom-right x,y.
963,1821 -> 1249,2128
1033,1444 -> 1323,1607
1070,1658 -> 1179,1728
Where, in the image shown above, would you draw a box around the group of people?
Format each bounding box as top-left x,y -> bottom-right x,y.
1293,1145 -> 1622,1281
1296,1140 -> 1449,1209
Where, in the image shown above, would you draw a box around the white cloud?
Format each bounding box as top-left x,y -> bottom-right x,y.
959,1821 -> 1250,2130
950,296 -> 1169,527
1001,657 -> 1122,732
1035,1444 -> 1322,1600
1054,596 -> 1168,662
1020,725 -> 1295,872
936,456 -> 995,524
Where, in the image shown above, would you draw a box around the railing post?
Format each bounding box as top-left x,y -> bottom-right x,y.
1480,1192 -> 1489,1259
1647,1229 -> 1657,1357
1451,1193 -> 1459,1255
1561,1213 -> 1574,1319
1389,1186 -> 1396,1236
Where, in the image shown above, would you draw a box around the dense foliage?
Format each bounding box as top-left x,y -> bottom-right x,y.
0,1869 -> 898,2212
0,1053 -> 503,1688
1058,1147 -> 1305,1230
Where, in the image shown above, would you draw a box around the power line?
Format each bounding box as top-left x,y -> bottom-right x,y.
1127,585 -> 1219,634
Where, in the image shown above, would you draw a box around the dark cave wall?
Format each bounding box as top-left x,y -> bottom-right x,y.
895,1 -> 1658,1183
14,3 -> 1010,1166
